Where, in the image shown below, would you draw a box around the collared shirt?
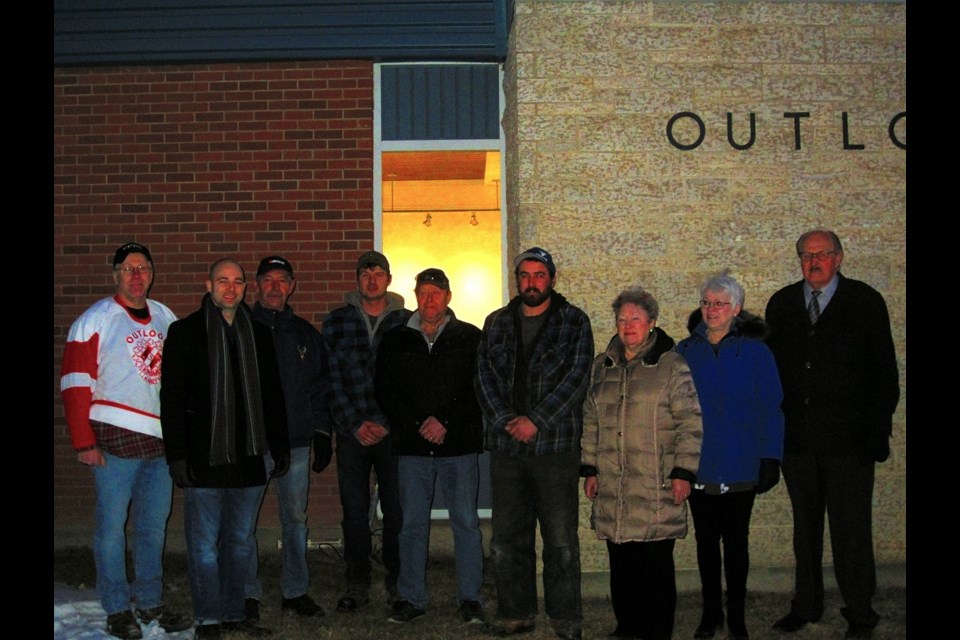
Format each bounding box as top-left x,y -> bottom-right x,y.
92,421 -> 165,459
803,273 -> 839,313
406,310 -> 451,352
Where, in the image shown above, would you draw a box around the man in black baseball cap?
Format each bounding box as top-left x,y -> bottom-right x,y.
61,242 -> 189,639
241,255 -> 331,620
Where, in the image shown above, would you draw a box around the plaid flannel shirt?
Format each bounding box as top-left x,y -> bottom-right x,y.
321,290 -> 409,439
475,290 -> 594,456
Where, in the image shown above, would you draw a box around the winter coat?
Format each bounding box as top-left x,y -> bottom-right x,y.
581,328 -> 702,543
161,300 -> 289,488
375,309 -> 483,457
676,310 -> 784,489
765,274 -> 899,458
252,302 -> 330,449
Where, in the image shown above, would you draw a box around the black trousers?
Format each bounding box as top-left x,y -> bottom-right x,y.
781,452 -> 878,627
606,539 -> 676,640
689,489 -> 756,614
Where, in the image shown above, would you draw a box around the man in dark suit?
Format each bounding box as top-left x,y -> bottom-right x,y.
161,258 -> 290,639
765,230 -> 899,639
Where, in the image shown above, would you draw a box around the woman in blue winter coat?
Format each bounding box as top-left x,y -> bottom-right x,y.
676,274 -> 785,640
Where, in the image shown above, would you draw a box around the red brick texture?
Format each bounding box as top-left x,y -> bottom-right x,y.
54,61 -> 375,542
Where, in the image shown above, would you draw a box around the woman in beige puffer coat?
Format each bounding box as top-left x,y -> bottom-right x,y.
582,286 -> 703,640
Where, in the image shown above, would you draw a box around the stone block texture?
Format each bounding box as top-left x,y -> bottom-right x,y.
504,1 -> 905,571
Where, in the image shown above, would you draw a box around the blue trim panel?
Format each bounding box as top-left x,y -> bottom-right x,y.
381,64 -> 500,141
55,0 -> 511,66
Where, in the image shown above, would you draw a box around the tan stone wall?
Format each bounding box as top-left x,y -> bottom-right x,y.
503,1 -> 905,571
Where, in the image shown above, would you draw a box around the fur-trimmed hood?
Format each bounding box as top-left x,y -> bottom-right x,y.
685,308 -> 769,340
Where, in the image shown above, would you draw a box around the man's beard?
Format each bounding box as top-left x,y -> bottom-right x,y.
520,286 -> 551,308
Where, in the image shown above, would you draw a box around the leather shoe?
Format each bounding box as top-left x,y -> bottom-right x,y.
772,612 -> 808,633
694,609 -> 724,638
336,583 -> 370,612
106,610 -> 142,640
281,593 -> 325,617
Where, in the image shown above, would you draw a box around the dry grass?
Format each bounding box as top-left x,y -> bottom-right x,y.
54,544 -> 905,639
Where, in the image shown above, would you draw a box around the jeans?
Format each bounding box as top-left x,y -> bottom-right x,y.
397,454 -> 484,610
244,447 -> 312,600
335,434 -> 401,588
490,450 -> 582,623
92,453 -> 173,615
183,485 -> 263,624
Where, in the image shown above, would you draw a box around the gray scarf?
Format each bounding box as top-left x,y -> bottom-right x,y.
204,294 -> 267,466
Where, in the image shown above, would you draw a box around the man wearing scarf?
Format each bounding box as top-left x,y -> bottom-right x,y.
161,258 -> 290,640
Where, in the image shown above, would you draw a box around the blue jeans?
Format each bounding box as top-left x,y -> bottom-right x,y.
490,450 -> 582,623
183,485 -> 263,624
92,452 -> 173,615
335,434 -> 401,588
244,446 -> 312,600
397,454 -> 484,610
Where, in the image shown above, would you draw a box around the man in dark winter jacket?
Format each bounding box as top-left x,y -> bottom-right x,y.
161,258 -> 290,639
375,268 -> 485,625
766,230 -> 900,639
242,256 -> 331,621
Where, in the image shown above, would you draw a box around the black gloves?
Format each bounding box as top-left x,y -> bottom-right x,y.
871,432 -> 891,463
271,452 -> 290,478
169,460 -> 194,488
312,432 -> 333,473
756,458 -> 781,494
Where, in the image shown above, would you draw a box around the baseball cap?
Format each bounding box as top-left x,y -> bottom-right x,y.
415,268 -> 450,290
256,255 -> 294,278
513,246 -> 556,276
113,242 -> 153,267
356,250 -> 390,274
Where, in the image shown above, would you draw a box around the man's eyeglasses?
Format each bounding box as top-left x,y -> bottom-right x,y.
699,300 -> 732,310
115,265 -> 153,275
799,251 -> 836,263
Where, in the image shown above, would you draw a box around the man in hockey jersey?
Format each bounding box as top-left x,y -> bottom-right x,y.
60,242 -> 190,640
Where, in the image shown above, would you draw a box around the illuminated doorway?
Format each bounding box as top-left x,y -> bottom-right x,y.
375,63 -> 505,518
381,150 -> 503,329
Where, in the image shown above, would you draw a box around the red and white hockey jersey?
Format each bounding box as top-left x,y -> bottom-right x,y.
61,296 -> 178,450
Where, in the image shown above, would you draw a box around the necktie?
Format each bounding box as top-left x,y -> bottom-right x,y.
808,289 -> 822,324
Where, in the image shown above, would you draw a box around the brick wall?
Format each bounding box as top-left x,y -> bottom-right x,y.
54,61 -> 375,546
504,1 -> 906,571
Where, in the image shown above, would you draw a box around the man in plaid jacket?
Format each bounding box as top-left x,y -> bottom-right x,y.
475,247 -> 594,640
321,250 -> 410,612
